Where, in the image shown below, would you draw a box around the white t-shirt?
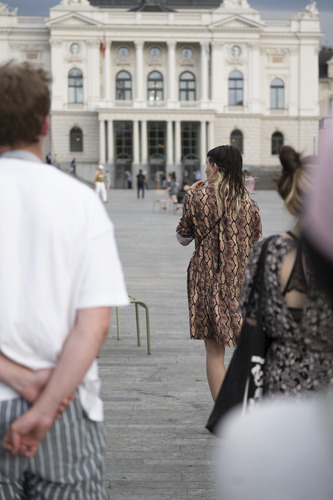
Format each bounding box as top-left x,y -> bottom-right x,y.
0,153 -> 128,421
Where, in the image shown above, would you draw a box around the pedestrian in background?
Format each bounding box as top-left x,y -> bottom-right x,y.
137,169 -> 146,198
95,164 -> 107,203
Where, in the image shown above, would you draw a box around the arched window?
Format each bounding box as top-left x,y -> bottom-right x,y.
148,71 -> 163,101
116,71 -> 132,100
271,131 -> 284,155
68,68 -> 83,104
229,70 -> 243,106
270,78 -> 284,109
70,126 -> 83,152
179,71 -> 196,101
230,129 -> 243,154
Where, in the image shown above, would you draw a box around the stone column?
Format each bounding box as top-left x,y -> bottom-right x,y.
167,40 -> 176,105
248,42 -> 260,113
87,40 -> 100,106
99,119 -> 106,163
175,120 -> 181,165
167,120 -> 173,166
135,40 -> 144,104
141,120 -> 147,165
200,121 -> 207,169
289,47 -> 299,115
133,120 -> 140,165
211,42 -> 223,111
103,39 -> 111,101
107,119 -> 113,165
50,40 -> 63,110
208,120 -> 215,151
200,41 -> 209,103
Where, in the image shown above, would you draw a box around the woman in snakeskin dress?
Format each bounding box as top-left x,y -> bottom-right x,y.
240,146 -> 333,396
176,146 -> 262,401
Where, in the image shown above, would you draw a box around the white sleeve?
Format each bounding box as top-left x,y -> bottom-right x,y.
77,220 -> 129,309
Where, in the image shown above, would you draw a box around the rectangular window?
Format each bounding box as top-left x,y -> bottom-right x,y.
147,121 -> 166,157
114,121 -> 133,158
181,122 -> 200,159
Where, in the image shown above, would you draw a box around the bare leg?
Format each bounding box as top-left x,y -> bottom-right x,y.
204,339 -> 226,402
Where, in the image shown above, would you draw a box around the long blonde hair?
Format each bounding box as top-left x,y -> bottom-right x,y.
207,145 -> 249,217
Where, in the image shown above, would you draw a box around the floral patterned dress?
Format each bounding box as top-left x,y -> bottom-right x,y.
240,235 -> 333,396
176,185 -> 262,347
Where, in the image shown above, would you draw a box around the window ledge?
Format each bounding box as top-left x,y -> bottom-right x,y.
147,100 -> 166,107
115,100 -> 133,106
180,101 -> 199,107
67,103 -> 84,110
227,106 -> 244,112
270,108 -> 287,115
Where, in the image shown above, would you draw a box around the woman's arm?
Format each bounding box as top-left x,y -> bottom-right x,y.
176,191 -> 195,246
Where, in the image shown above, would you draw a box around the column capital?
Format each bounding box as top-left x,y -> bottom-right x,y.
167,40 -> 176,48
135,40 -> 144,49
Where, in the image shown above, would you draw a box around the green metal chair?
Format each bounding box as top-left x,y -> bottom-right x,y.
115,294 -> 151,355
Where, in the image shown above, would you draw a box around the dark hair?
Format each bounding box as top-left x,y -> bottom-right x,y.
207,145 -> 248,215
0,61 -> 51,147
277,146 -> 315,216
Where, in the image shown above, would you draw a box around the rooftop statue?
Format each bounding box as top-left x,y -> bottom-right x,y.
296,1 -> 319,19
0,2 -> 17,15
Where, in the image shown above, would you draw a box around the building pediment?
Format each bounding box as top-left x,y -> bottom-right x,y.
210,14 -> 263,31
47,12 -> 102,28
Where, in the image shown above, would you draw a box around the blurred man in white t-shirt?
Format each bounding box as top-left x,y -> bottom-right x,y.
0,61 -> 128,499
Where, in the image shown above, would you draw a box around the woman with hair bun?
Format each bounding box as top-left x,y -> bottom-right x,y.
176,145 -> 262,401
239,145 -> 333,397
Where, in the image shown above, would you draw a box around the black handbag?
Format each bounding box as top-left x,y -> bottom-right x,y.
206,236 -> 274,436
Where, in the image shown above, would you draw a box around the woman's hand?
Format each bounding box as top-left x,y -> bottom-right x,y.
190,180 -> 206,190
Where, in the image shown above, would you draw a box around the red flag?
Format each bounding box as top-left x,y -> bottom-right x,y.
102,35 -> 106,58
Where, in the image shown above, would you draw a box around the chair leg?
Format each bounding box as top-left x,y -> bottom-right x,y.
145,306 -> 151,355
135,303 -> 141,346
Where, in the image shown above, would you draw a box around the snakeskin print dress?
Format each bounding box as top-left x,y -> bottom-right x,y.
176,185 -> 262,347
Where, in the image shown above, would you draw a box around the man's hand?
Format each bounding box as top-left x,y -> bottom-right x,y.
0,353 -> 75,419
1,306 -> 110,457
2,407 -> 54,458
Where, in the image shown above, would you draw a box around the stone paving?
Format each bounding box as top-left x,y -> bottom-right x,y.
99,187 -> 294,499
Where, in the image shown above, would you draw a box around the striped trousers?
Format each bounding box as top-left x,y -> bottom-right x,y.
0,397 -> 105,499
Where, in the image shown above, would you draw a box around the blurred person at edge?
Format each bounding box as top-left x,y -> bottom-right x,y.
238,146 -> 333,398
0,61 -> 128,498
215,141 -> 333,500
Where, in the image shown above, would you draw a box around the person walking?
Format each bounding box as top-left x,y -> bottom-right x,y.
137,169 -> 146,199
95,164 -> 108,203
176,145 -> 262,401
0,60 -> 128,499
162,172 -> 179,210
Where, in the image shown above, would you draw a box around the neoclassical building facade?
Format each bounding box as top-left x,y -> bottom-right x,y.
0,0 -> 323,186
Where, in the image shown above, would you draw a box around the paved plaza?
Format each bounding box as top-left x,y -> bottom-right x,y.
99,187 -> 294,499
